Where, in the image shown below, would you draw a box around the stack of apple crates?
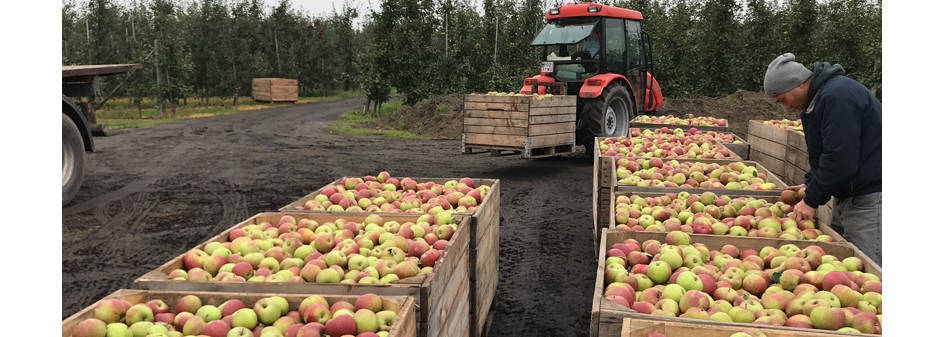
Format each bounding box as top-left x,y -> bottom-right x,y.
62,175 -> 501,337
589,119 -> 881,337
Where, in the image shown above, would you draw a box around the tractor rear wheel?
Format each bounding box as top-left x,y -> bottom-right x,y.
577,83 -> 635,156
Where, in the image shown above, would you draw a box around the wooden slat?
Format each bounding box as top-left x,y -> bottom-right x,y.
748,120 -> 789,144
472,219 -> 499,336
464,110 -> 529,120
464,94 -> 531,104
464,101 -> 529,112
529,95 -> 578,107
464,117 -> 529,128
465,133 -> 526,147
590,228 -> 608,337
421,217 -> 470,337
785,146 -> 811,172
619,316 -> 866,337
528,106 -> 576,116
749,149 -> 786,176
63,290 -> 417,337
529,122 -> 575,136
748,135 -> 787,158
529,133 -> 574,147
787,129 -> 807,150
530,114 -> 576,124
464,125 -> 527,136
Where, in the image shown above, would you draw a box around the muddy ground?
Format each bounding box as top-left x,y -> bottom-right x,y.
62,93 -> 787,336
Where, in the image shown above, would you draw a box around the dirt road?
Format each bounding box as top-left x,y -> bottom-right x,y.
62,98 -> 598,336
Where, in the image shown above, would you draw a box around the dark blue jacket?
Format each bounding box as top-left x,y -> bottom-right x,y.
801,63 -> 882,207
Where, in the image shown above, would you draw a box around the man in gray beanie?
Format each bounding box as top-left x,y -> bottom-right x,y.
764,53 -> 883,266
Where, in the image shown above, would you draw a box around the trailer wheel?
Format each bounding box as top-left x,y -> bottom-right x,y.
577,83 -> 634,155
63,113 -> 85,206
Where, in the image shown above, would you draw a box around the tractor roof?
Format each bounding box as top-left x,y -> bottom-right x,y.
546,2 -> 643,21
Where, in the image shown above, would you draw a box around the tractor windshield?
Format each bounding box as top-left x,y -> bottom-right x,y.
531,20 -> 597,46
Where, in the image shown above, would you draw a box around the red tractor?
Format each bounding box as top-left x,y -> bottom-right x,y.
520,2 -> 664,153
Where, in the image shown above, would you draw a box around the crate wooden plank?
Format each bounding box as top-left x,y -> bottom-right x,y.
470,220 -> 499,337
748,135 -> 787,159
465,133 -> 526,147
748,120 -> 789,144
464,101 -> 530,112
464,125 -> 528,136
590,229 -> 881,337
785,146 -> 811,172
529,95 -> 577,107
133,213 -> 473,337
529,114 -> 575,124
593,138 -> 616,243
529,133 -> 574,147
464,109 -> 529,120
787,129 -> 807,150
464,117 -> 530,128
528,106 -> 575,116
529,122 -> 575,136
421,219 -> 471,337
619,317 -> 866,337
63,290 -> 417,337
749,149 -> 786,177
783,164 -> 808,186
464,94 -> 531,104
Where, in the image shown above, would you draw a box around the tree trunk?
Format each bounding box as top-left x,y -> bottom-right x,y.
363,98 -> 371,115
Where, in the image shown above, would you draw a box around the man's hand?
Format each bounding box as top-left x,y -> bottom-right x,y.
791,200 -> 815,221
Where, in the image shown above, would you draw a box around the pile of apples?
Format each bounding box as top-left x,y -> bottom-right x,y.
598,128 -> 736,159
482,92 -> 554,98
168,213 -> 457,285
613,191 -> 834,242
614,159 -> 780,191
634,114 -> 728,127
294,172 -> 491,215
603,231 -> 882,334
762,119 -> 804,134
70,293 -> 399,337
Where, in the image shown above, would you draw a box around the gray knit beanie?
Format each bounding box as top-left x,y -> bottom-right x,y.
764,53 -> 812,97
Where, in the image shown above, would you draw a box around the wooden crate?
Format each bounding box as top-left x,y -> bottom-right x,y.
63,290 -> 416,337
462,94 -> 577,158
252,78 -> 299,103
606,191 -> 845,243
590,229 -> 881,337
279,177 -> 500,337
133,213 -> 471,337
612,160 -> 788,198
618,317 -> 876,337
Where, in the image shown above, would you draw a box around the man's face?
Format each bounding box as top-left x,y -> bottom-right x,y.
772,82 -> 809,112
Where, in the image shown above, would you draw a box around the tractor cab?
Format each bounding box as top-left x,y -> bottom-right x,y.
520,2 -> 663,152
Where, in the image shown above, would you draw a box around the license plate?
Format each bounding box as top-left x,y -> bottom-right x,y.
540,62 -> 554,73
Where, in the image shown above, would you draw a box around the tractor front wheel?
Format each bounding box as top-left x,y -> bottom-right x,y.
577,83 -> 634,155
